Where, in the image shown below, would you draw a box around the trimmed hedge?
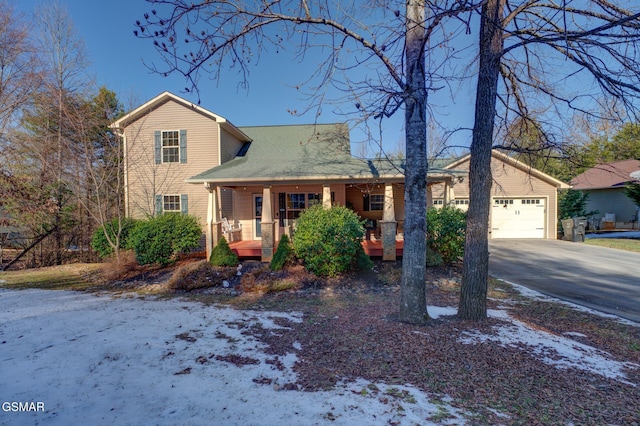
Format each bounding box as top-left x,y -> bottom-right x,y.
128,213 -> 201,266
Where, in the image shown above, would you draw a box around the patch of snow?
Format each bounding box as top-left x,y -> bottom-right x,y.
496,279 -> 639,326
459,309 -> 638,385
562,331 -> 587,338
428,306 -> 458,319
0,289 -> 467,425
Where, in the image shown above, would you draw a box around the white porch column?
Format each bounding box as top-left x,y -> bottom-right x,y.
322,184 -> 332,209
448,178 -> 456,206
443,178 -> 456,207
205,183 -> 222,261
383,183 -> 396,222
443,180 -> 450,206
381,183 -> 397,261
261,185 -> 275,261
262,186 -> 273,222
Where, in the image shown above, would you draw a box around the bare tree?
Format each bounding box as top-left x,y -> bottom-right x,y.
35,1 -> 92,263
0,2 -> 42,266
69,88 -> 129,259
136,0 -> 477,324
1,2 -> 97,267
0,2 -> 41,137
459,1 -> 640,319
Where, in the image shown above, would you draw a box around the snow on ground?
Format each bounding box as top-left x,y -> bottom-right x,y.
425,297 -> 638,386
0,289 -> 467,426
1,285 -> 638,425
499,279 -> 639,326
460,309 -> 638,385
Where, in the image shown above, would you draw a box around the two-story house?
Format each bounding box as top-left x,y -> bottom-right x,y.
113,92 -> 568,262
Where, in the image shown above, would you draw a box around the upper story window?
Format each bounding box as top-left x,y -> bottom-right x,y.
162,131 -> 180,163
155,130 -> 187,164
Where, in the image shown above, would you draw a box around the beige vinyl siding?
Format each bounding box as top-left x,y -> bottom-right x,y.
219,188 -> 234,220
220,127 -> 245,163
345,184 -> 404,222
434,156 -> 559,239
124,99 -> 220,225
234,186 -> 261,241
233,184 -> 348,241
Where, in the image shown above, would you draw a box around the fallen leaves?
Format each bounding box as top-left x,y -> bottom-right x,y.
242,264 -> 640,425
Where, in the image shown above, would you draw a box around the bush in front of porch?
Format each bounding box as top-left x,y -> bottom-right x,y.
292,205 -> 371,277
210,236 -> 239,267
426,206 -> 466,265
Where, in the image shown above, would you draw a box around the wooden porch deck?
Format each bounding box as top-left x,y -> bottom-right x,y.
229,239 -> 404,259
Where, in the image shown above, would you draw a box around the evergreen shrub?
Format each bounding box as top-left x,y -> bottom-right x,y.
209,236 -> 239,267
129,213 -> 202,266
270,234 -> 293,271
91,217 -> 138,258
426,206 -> 466,265
292,205 -> 368,277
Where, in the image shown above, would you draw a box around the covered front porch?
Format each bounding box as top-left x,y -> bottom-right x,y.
203,175 -> 460,263
228,239 -> 405,258
185,122 -> 467,264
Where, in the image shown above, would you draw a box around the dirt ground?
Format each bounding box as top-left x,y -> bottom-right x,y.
90,257 -> 640,425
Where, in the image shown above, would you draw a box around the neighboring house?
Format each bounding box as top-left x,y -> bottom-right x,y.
571,159 -> 640,228
114,92 -> 569,262
430,151 -> 570,239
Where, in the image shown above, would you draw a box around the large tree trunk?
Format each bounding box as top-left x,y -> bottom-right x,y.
458,0 -> 504,320
399,0 -> 428,325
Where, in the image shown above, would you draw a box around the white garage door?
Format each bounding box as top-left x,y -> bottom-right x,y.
491,198 -> 545,239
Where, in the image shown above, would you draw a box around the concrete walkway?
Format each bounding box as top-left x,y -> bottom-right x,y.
488,239 -> 640,323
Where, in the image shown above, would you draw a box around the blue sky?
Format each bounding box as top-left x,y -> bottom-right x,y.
15,0 -> 479,155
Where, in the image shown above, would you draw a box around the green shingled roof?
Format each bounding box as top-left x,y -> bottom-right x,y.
187,123 -> 464,185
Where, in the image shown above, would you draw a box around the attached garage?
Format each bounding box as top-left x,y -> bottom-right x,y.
432,150 -> 570,240
491,198 -> 546,239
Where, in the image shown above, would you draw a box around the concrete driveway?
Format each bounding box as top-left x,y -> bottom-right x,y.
488,239 -> 640,323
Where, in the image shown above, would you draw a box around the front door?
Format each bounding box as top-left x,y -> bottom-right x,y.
253,194 -> 262,239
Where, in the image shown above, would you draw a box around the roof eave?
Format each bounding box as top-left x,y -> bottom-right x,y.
186,169 -> 464,186
446,150 -> 570,189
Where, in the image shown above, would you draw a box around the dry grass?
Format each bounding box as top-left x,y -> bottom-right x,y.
238,264 -> 314,294
100,250 -> 140,281
247,271 -> 640,425
1,259 -> 638,424
0,263 -> 104,290
167,260 -> 237,291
